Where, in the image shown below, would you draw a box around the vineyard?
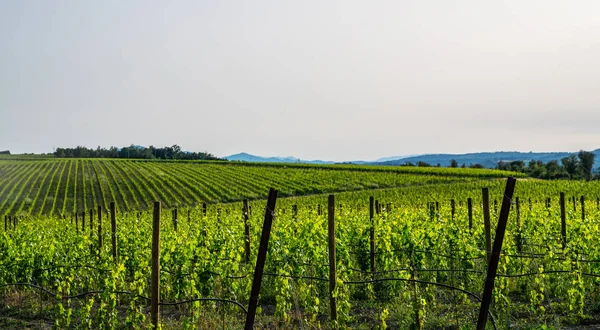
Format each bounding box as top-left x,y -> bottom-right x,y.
0,158 -> 520,218
2,172 -> 600,329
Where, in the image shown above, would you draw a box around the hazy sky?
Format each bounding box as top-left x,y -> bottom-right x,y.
1,1 -> 599,161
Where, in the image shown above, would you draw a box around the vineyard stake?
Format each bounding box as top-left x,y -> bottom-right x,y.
467,198 -> 473,231
581,196 -> 585,221
187,209 -> 191,224
560,193 -> 567,249
476,177 -> 516,330
151,201 -> 161,329
75,213 -> 79,234
482,188 -> 492,264
245,188 -> 278,330
572,196 -> 576,213
451,199 -> 455,220
515,197 -> 522,253
90,208 -> 94,233
97,205 -> 102,250
369,196 -> 376,274
110,202 -> 118,265
328,194 -> 337,322
172,208 -> 178,232
202,203 -> 207,217
243,199 -> 251,264
4,215 -> 6,232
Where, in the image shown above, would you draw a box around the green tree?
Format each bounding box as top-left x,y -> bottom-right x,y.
450,159 -> 458,168
578,150 -> 595,181
561,154 -> 580,179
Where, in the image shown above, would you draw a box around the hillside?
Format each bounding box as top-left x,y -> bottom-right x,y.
0,158 -> 520,216
378,149 -> 600,169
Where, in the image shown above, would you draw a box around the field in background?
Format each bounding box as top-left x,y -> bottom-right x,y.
0,157 -> 522,217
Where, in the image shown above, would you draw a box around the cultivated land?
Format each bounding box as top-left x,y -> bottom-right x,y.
0,157 -> 519,218
1,158 -> 600,329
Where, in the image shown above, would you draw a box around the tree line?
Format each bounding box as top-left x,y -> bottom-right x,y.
53,145 -> 221,161
399,150 -> 597,181
494,150 -> 596,180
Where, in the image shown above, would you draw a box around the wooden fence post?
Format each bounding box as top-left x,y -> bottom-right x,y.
482,188 -> 492,263
476,177 -> 517,330
328,194 -> 337,322
243,199 -> 251,264
369,196 -> 376,274
560,193 -> 567,250
151,201 -> 161,329
98,206 -> 103,250
110,202 -> 118,265
245,189 -> 278,330
467,198 -> 473,231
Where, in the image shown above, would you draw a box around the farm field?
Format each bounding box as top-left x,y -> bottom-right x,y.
1,172 -> 600,329
0,158 -> 520,218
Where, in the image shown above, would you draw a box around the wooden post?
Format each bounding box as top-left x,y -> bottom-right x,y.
375,200 -> 380,215
187,209 -> 191,224
317,204 -> 322,216
243,199 -> 251,264
327,194 -> 337,322
4,215 -> 7,232
202,203 -> 207,217
560,193 -> 567,250
292,204 -> 298,218
151,201 -> 161,329
476,177 -> 517,330
369,196 -> 375,274
110,202 -> 118,265
467,198 -> 473,231
572,196 -> 576,213
435,201 -> 439,213
172,208 -> 178,232
245,189 -> 278,330
515,197 -> 521,253
97,206 -> 103,250
482,188 -> 492,263
451,199 -> 455,220
581,196 -> 585,221
75,213 -> 79,234
90,208 -> 94,233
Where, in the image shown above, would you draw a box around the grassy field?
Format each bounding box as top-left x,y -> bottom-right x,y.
0,157 -> 522,217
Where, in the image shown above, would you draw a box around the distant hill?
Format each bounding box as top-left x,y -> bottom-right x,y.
225,152 -> 334,164
377,149 -> 600,170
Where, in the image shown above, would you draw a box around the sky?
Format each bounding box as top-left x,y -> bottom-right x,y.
1,1 -> 599,162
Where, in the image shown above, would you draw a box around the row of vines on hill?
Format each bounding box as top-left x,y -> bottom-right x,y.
0,159 -> 502,217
